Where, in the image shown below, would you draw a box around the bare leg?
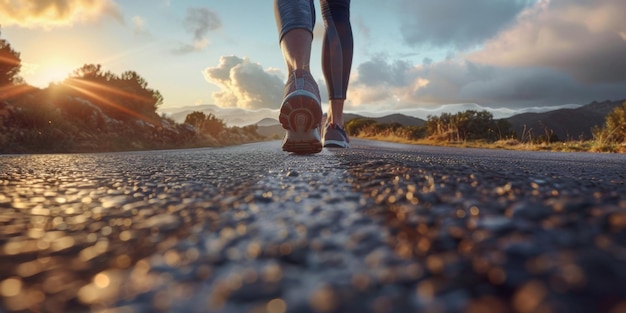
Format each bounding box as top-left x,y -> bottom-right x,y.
274,0 -> 325,153
275,21 -> 322,153
327,99 -> 344,126
280,28 -> 313,73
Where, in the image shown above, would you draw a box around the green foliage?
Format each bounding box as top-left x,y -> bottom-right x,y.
346,117 -> 428,141
396,125 -> 428,140
593,101 -> 626,145
346,110 -> 513,144
533,128 -> 560,145
62,64 -> 163,120
0,34 -> 264,153
345,118 -> 377,136
184,111 -> 207,128
0,29 -> 23,87
426,110 -> 511,142
184,111 -> 226,138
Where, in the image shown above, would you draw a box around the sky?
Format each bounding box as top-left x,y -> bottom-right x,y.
2,0 -> 626,122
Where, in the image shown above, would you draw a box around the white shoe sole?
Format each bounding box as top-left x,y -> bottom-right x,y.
322,139 -> 350,148
279,94 -> 322,154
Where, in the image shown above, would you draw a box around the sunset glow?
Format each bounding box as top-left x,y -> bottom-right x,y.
18,52 -> 81,89
29,63 -> 73,88
63,78 -> 159,124
1,0 -> 625,117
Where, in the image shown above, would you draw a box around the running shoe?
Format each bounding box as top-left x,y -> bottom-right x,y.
322,123 -> 350,148
279,69 -> 323,154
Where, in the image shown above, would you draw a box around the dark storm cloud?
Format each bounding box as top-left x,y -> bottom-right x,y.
469,0 -> 626,84
398,0 -> 534,49
356,56 -> 413,87
349,56 -> 626,110
417,61 -> 626,107
347,0 -> 626,111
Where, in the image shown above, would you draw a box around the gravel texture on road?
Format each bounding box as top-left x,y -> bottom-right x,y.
1,139 -> 625,313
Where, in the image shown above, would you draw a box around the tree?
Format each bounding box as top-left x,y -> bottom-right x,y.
70,64 -> 108,81
203,113 -> 225,137
426,110 -> 505,142
427,112 -> 458,141
0,29 -> 22,86
65,64 -> 162,120
494,119 -> 514,140
184,111 -> 226,138
345,118 -> 377,136
184,111 -> 208,130
594,101 -> 626,144
118,70 -> 163,114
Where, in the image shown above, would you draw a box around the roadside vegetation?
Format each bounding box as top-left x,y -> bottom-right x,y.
2,30 -> 624,154
346,104 -> 626,153
0,30 -> 263,154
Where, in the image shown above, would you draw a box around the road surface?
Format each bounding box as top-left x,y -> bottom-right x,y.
1,139 -> 625,313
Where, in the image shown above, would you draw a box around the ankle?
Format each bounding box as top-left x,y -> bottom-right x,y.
327,100 -> 345,126
328,119 -> 344,127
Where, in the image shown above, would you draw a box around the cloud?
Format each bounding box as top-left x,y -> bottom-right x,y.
0,0 -> 124,28
468,0 -> 626,83
184,7 -> 221,41
353,17 -> 371,42
132,16 -> 149,36
398,0 -> 534,49
173,7 -> 221,54
346,0 -> 626,114
356,56 -> 413,87
349,56 -> 426,108
348,55 -> 626,112
204,56 -> 285,110
172,39 -> 210,55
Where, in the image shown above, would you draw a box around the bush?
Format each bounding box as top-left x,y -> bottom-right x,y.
184,111 -> 226,138
593,101 -> 626,145
0,35 -> 288,153
426,110 -> 511,142
345,118 -> 377,136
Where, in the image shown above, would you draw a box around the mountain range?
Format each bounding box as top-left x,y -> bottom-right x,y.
252,99 -> 624,141
506,99 -> 623,140
158,102 -> 590,127
159,104 -> 279,127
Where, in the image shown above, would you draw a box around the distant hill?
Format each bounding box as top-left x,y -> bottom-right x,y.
253,118 -> 284,139
253,113 -> 426,139
505,99 -> 624,140
344,113 -> 426,127
256,117 -> 280,127
159,104 -> 278,127
252,100 -> 623,141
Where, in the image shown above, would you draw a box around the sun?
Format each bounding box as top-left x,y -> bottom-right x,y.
23,61 -> 76,88
37,64 -> 73,87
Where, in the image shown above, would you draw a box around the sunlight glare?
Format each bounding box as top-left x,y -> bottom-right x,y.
25,62 -> 75,88
38,65 -> 72,87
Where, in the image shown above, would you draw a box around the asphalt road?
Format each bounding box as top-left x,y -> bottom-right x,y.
1,139 -> 625,313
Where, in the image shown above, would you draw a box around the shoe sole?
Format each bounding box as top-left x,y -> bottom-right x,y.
282,136 -> 322,154
280,93 -> 322,154
323,139 -> 350,148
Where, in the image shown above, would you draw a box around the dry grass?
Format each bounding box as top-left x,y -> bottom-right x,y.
356,134 -> 626,153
